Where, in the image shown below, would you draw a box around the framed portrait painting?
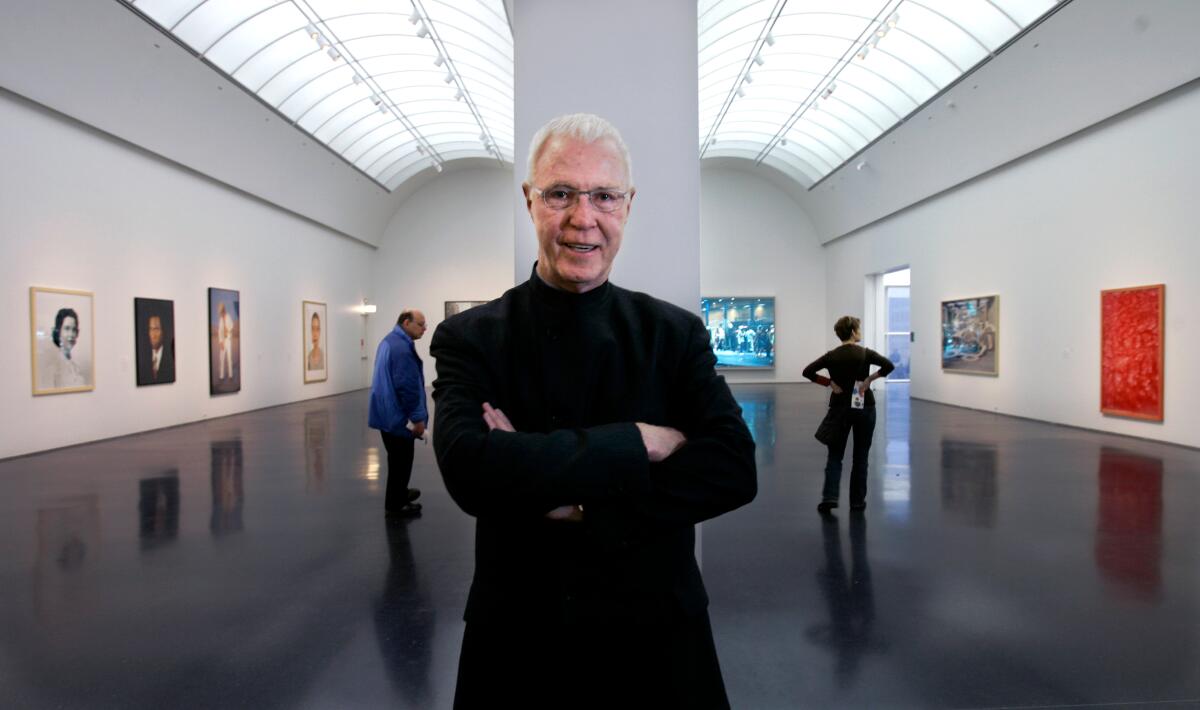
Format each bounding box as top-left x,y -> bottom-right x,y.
1101,284 -> 1164,421
445,300 -> 489,318
30,286 -> 95,395
941,295 -> 999,376
134,298 -> 176,386
303,300 -> 328,383
208,288 -> 240,395
700,297 -> 776,369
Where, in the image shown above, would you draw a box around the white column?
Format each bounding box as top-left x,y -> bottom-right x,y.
510,0 -> 700,312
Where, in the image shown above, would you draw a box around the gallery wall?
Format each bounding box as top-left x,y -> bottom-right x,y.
0,0 -> 406,246
512,0 -> 701,313
0,91 -> 375,460
700,167 -> 826,384
822,79 -> 1200,449
368,167 -> 516,388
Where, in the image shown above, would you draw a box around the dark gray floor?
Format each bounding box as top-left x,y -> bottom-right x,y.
1,384 -> 1197,709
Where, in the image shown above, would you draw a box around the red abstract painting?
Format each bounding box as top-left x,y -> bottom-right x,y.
1100,285 -> 1164,420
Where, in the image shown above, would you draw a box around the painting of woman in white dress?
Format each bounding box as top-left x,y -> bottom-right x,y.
31,287 -> 94,395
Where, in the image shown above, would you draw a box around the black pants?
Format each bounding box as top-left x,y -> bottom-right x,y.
453,612 -> 730,709
381,431 -> 415,511
822,406 -> 877,505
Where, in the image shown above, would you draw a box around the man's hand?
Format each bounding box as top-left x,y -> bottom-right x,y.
411,421 -> 426,439
545,504 -> 583,522
636,423 -> 686,462
483,403 -> 583,522
830,382 -> 844,395
482,402 -> 515,432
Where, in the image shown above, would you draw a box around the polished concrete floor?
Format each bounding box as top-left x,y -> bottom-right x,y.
1,384 -> 1198,709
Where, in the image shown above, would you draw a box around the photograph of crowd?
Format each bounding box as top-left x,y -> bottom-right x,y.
700,297 -> 775,369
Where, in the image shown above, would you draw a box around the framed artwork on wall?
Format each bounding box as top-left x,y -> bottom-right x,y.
941,295 -> 999,376
208,288 -> 240,395
445,300 -> 489,318
1100,284 -> 1164,421
700,297 -> 775,369
303,300 -> 328,384
30,286 -> 95,396
134,298 -> 176,386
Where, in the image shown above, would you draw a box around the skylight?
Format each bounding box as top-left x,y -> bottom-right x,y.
699,0 -> 1061,187
123,0 -> 513,191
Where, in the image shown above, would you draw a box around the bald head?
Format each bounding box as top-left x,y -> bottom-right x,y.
398,309 -> 427,340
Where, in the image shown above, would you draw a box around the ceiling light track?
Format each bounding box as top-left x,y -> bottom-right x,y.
411,0 -> 506,165
290,0 -> 444,170
700,0 -> 789,160
753,0 -> 901,167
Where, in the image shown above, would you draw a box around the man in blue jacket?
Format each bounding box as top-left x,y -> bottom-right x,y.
369,309 -> 428,516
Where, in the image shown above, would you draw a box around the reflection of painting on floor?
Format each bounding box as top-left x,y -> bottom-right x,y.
1101,284 -> 1164,421
211,440 -> 244,536
35,495 -> 101,620
139,473 -> 180,550
941,295 -> 999,376
1096,447 -> 1162,603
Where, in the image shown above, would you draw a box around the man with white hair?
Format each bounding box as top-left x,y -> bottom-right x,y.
431,113 -> 756,708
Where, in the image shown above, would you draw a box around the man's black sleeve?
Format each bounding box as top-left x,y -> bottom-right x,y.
615,315 -> 757,526
430,319 -> 652,518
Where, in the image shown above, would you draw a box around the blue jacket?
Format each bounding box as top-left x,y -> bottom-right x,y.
368,326 -> 427,437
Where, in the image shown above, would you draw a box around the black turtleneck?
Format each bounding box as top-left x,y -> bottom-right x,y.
431,265 -> 757,625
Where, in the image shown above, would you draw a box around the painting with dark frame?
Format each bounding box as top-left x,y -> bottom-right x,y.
208,288 -> 241,395
700,297 -> 775,369
135,298 -> 176,386
941,295 -> 999,376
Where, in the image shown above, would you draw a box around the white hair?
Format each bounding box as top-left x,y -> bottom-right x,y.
525,113 -> 633,187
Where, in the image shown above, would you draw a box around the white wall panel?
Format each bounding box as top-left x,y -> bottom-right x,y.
0,0 -> 403,246
795,0 -> 1200,243
823,80 -> 1200,448
700,167 -> 826,384
368,167 -> 515,388
0,91 -> 374,459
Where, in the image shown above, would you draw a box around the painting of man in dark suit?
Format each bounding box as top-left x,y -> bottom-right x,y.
134,298 -> 175,386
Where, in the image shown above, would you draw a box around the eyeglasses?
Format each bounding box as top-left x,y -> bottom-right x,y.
532,186 -> 629,213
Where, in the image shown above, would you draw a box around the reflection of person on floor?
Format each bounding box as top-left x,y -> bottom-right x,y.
217,302 -> 234,380
806,513 -> 880,688
374,518 -> 434,706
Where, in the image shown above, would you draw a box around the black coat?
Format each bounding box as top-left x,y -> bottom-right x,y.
431,271 -> 757,627
137,344 -> 175,385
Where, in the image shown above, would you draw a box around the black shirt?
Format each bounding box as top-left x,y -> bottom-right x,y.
803,343 -> 895,408
430,268 -> 757,626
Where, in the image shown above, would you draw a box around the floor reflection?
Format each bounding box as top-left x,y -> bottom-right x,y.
1096,446 -> 1163,603
806,514 -> 881,688
735,389 -> 777,465
210,439 -> 244,536
374,518 -> 435,706
305,410 -> 330,494
881,383 -> 912,518
34,494 -> 100,622
940,439 -> 998,528
138,472 -> 179,551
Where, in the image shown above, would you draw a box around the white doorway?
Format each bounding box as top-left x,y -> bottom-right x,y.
882,268 -> 911,381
